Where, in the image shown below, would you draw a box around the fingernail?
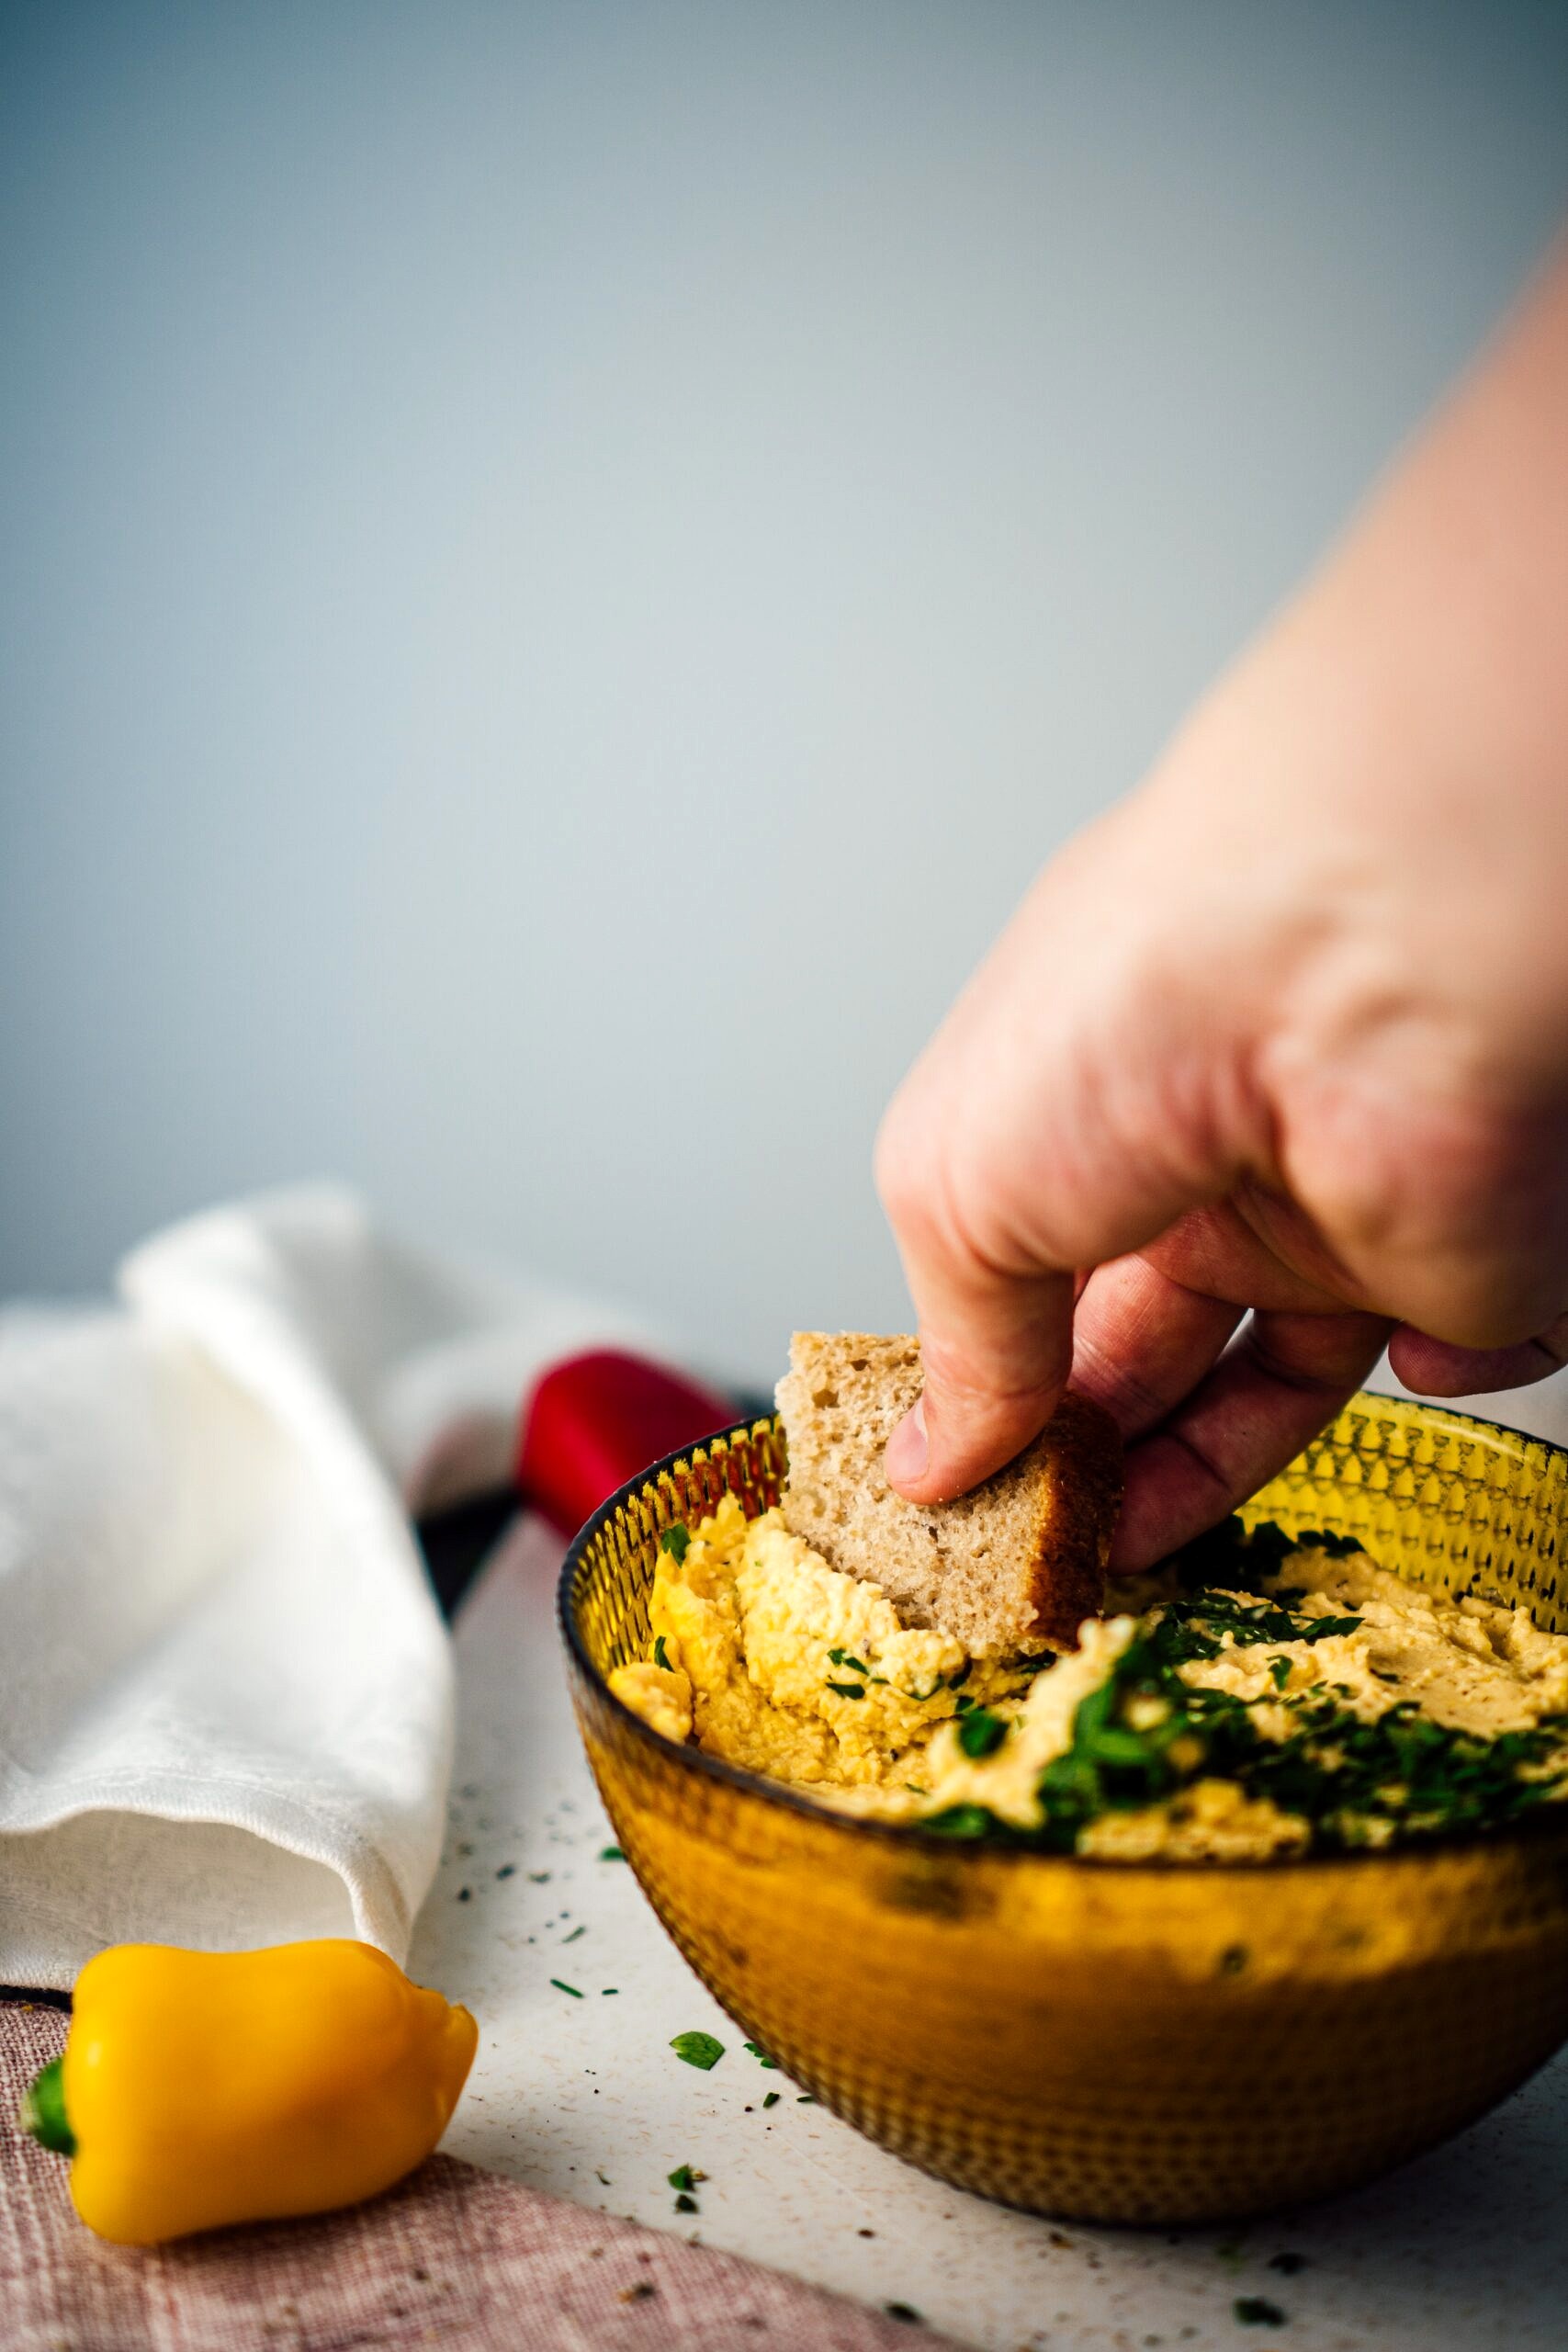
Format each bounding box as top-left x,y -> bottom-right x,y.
886,1397 -> 929,1487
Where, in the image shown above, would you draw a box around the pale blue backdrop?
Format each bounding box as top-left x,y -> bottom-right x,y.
4,1 -> 1567,1380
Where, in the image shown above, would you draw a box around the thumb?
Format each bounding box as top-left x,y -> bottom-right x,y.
880,1258 -> 1077,1505
874,829 -> 1251,1502
874,1065 -> 1093,1501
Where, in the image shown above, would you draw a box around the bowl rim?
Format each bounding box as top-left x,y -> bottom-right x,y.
556,1392 -> 1568,1878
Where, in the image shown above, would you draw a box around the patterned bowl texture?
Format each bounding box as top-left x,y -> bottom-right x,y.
559,1393 -> 1568,2222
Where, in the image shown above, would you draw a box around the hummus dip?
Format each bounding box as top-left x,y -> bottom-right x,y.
609,1500 -> 1568,1860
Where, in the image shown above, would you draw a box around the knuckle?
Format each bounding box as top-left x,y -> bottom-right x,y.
1538,1310 -> 1568,1368
876,1099 -> 986,1271
917,1327 -> 1057,1412
1246,1314 -> 1387,1396
873,1093 -> 931,1227
1071,1325 -> 1178,1430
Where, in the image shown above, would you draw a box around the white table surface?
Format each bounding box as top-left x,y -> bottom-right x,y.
409,1510 -> 1568,2352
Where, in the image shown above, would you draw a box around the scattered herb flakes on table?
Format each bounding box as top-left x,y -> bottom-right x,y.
1234,2294 -> 1288,2326
670,2031 -> 725,2070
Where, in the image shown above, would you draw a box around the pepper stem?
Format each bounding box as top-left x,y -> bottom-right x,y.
19,2057 -> 76,2158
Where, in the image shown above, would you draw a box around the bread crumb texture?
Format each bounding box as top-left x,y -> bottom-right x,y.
775,1332 -> 1122,1655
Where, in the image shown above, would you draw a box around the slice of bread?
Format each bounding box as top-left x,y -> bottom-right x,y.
776,1332 -> 1122,1655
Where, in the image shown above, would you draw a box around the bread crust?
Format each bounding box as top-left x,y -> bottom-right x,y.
1017,1388 -> 1123,1649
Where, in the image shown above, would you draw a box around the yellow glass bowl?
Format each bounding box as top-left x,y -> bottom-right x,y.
558,1392 -> 1568,2222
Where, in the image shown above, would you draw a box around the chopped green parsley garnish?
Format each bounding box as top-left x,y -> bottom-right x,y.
660,1522 -> 691,1563
742,2041 -> 779,2068
828,1648 -> 869,1673
1178,1517 -> 1359,1587
762,2090 -> 781,2109
550,1979 -> 582,1997
1156,1586 -> 1365,1657
652,1634 -> 671,1671
599,1845 -> 626,1861
923,1802 -> 997,1839
674,2192 -> 698,2212
826,1679 -> 866,1701
908,1521 -> 1568,1857
957,1707 -> 1008,1759
670,2030 -> 725,2070
667,2164 -> 704,2191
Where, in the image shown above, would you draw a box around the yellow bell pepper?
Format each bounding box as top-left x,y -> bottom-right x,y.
19,1939 -> 478,2245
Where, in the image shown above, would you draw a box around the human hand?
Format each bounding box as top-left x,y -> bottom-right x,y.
876,242 -> 1568,1570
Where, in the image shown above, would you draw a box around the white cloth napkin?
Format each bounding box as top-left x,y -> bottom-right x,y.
0,1188 -> 646,1991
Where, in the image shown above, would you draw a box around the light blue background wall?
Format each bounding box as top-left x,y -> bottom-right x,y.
4,1 -> 1567,1381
